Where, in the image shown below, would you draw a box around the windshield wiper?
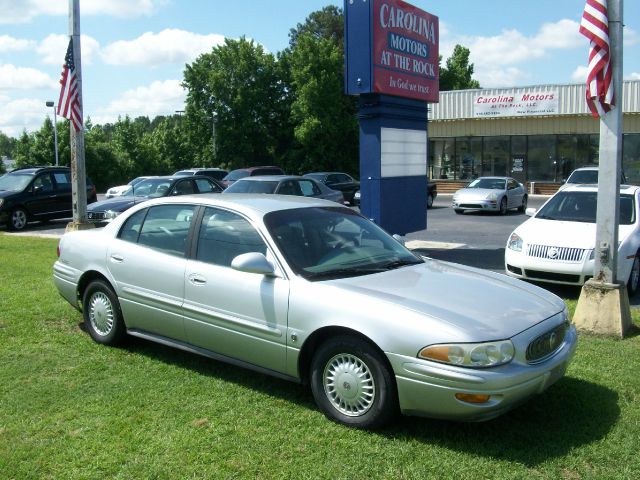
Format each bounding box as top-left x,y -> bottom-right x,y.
305,267 -> 388,280
377,258 -> 423,270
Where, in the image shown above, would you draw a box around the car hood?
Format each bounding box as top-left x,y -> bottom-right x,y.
87,196 -> 148,212
514,217 -> 635,247
454,188 -> 499,199
331,260 -> 565,340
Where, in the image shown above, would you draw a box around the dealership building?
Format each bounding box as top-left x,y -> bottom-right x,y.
428,80 -> 640,192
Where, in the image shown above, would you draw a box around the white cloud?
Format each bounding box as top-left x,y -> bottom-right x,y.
37,34 -> 101,65
0,64 -> 57,90
0,0 -> 162,24
92,79 -> 186,124
0,35 -> 34,53
572,65 -> 589,83
101,29 -> 225,66
474,67 -> 530,88
0,97 -> 50,137
627,72 -> 640,80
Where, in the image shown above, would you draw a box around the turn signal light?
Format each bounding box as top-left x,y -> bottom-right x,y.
455,393 -> 491,404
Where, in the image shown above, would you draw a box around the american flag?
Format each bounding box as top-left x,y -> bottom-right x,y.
57,38 -> 83,131
579,0 -> 613,118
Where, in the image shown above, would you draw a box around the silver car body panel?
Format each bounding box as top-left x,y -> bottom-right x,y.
53,194 -> 576,421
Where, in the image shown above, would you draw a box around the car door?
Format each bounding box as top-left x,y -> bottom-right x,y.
183,207 -> 289,373
107,204 -> 196,341
26,173 -> 57,219
507,178 -> 523,208
51,170 -> 73,216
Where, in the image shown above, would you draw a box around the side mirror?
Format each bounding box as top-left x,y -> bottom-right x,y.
231,252 -> 276,276
525,207 -> 537,217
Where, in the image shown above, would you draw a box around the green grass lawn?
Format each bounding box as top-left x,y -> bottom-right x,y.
1,234 -> 639,479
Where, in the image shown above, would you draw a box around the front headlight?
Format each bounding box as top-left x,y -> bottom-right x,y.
486,192 -> 497,201
104,210 -> 120,220
0,198 -> 4,208
419,340 -> 515,368
508,233 -> 523,252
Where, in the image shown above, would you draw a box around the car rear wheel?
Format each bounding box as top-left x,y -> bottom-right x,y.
9,207 -> 28,231
454,208 -> 463,214
82,279 -> 126,345
427,193 -> 434,209
310,336 -> 397,429
627,252 -> 640,297
499,197 -> 508,215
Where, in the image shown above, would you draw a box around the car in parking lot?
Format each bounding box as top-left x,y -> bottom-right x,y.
173,168 -> 229,181
54,194 -> 576,429
223,175 -> 344,203
303,172 -> 359,205
559,166 -> 627,191
105,176 -> 155,199
505,184 -> 640,295
453,176 -> 527,215
0,166 -> 97,231
87,175 -> 222,224
221,166 -> 285,188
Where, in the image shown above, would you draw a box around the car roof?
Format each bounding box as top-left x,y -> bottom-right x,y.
560,184 -> 640,194
234,175 -> 305,182
9,166 -> 69,175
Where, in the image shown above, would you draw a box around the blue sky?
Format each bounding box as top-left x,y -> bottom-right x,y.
1,0 -> 639,137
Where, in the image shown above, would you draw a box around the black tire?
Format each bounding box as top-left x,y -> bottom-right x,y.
310,336 -> 398,429
82,279 -> 126,345
9,207 -> 28,231
427,193 -> 434,209
499,197 -> 508,215
454,208 -> 463,215
518,195 -> 528,213
627,252 -> 640,297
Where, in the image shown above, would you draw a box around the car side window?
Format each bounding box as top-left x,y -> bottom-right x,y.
33,173 -> 54,193
173,180 -> 195,195
508,179 -> 517,190
326,174 -> 339,184
277,180 -> 301,196
118,208 -> 147,243
196,207 -> 267,267
52,172 -> 72,192
135,205 -> 195,256
195,178 -> 220,193
299,180 -> 321,197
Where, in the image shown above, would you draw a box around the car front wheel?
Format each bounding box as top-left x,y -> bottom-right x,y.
82,279 -> 126,345
427,193 -> 434,209
9,207 -> 28,231
518,195 -> 528,213
310,336 -> 397,429
627,252 -> 640,297
499,197 -> 508,215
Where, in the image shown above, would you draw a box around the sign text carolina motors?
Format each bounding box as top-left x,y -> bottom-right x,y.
473,90 -> 559,118
373,0 -> 439,102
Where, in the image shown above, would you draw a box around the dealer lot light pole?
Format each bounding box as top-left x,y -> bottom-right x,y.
45,101 -> 59,166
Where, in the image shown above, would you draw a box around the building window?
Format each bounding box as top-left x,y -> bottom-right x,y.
624,134 -> 640,184
528,135 -> 557,181
481,136 -> 509,177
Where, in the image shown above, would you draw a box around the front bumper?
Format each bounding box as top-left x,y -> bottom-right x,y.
452,199 -> 498,212
388,321 -> 577,421
505,247 -> 593,286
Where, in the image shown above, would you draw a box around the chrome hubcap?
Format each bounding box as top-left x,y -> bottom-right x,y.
323,353 -> 375,417
89,291 -> 114,336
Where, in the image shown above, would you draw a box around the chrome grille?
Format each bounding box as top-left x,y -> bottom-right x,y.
527,244 -> 587,263
526,322 -> 568,363
87,211 -> 106,221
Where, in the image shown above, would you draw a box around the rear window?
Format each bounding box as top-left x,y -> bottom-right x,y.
252,168 -> 284,176
224,180 -> 279,194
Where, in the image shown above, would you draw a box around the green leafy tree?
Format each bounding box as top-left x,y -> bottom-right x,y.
0,131 -> 16,160
183,37 -> 288,170
440,45 -> 481,91
288,5 -> 344,48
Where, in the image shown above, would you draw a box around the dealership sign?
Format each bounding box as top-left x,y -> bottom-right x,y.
345,0 -> 439,102
473,90 -> 559,117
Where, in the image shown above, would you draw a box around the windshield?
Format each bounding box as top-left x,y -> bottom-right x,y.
264,207 -> 423,280
224,170 -> 250,181
128,178 -> 173,198
566,170 -> 598,184
224,180 -> 278,194
467,178 -> 506,190
536,191 -> 635,225
0,173 -> 32,192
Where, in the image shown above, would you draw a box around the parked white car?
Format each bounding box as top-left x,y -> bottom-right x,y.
505,184 -> 640,295
559,166 -> 626,191
105,176 -> 155,199
452,177 -> 527,215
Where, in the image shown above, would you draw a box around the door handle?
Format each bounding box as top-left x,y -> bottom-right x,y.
188,273 -> 207,285
110,254 -> 124,263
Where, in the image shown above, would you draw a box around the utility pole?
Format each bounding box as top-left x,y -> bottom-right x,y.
66,0 -> 90,231
45,101 -> 59,166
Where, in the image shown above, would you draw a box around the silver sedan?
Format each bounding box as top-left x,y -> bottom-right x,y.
453,176 -> 528,215
223,175 -> 345,203
53,194 -> 576,429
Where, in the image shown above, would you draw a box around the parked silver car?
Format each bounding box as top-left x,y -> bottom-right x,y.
54,195 -> 576,429
453,176 -> 527,215
223,175 -> 344,203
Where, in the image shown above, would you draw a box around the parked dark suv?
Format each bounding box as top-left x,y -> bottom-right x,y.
0,166 -> 97,231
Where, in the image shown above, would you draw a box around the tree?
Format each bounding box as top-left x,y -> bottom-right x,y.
183,37 -> 289,170
0,131 -> 16,159
288,5 -> 344,48
440,45 -> 481,91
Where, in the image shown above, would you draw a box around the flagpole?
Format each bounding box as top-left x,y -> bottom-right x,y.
66,0 -> 90,231
574,0 -> 631,338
